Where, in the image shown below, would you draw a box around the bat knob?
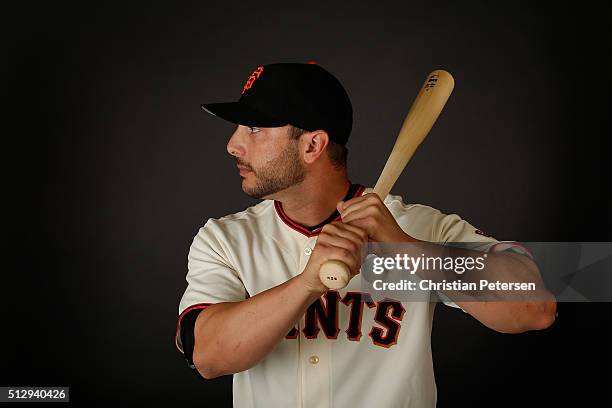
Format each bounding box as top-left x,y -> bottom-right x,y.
319,260 -> 350,289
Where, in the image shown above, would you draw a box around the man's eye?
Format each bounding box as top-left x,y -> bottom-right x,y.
248,127 -> 261,134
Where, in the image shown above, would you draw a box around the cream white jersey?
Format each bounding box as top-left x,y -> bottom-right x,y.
176,185 -> 529,408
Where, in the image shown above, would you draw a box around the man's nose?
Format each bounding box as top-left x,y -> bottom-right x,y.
227,127 -> 245,158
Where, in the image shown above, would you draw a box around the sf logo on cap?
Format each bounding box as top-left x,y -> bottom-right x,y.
242,66 -> 264,94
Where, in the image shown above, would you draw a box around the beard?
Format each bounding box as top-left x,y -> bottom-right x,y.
238,140 -> 306,199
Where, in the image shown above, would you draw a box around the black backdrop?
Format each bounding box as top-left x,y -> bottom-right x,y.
4,1 -> 610,406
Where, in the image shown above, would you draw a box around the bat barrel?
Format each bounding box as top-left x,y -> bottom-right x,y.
373,70 -> 454,199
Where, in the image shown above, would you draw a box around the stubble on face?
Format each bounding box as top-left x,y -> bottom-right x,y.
237,138 -> 305,199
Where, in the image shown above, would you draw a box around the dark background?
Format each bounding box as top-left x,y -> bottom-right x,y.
3,0 -> 610,406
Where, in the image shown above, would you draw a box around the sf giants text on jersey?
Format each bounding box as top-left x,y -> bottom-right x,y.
176,185 -> 530,408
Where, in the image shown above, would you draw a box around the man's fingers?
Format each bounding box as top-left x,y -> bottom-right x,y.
338,195 -> 368,218
341,206 -> 379,226
322,222 -> 368,245
339,194 -> 383,220
318,223 -> 369,275
316,243 -> 360,275
330,221 -> 369,243
318,230 -> 361,254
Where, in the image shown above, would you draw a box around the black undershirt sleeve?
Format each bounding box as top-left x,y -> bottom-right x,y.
179,308 -> 206,380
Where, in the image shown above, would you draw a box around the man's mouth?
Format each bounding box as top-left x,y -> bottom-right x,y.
237,165 -> 253,176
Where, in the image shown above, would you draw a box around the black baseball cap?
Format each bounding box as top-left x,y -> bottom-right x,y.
201,62 -> 353,145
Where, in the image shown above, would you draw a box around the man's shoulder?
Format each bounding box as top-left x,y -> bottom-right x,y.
216,200 -> 274,222
198,200 -> 275,237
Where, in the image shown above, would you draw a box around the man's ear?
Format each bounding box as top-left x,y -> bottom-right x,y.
301,130 -> 329,164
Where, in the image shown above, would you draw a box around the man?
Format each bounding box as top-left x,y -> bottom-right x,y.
176,62 -> 556,407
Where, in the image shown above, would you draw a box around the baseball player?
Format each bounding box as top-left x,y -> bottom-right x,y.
175,62 -> 556,407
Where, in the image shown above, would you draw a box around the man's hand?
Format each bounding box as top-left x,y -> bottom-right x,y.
338,193 -> 418,243
298,222 -> 368,294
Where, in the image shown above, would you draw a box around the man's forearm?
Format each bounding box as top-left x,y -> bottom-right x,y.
380,238 -> 557,333
193,274 -> 320,378
411,241 -> 553,301
444,250 -> 557,333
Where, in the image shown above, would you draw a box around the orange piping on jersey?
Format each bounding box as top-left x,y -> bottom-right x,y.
274,184 -> 365,238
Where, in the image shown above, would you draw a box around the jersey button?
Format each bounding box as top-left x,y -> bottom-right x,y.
304,247 -> 312,256
309,355 -> 319,365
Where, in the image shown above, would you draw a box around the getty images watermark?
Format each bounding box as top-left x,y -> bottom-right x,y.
370,252 -> 536,292
359,242 -> 612,302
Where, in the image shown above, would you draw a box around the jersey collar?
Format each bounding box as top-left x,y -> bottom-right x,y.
274,183 -> 365,238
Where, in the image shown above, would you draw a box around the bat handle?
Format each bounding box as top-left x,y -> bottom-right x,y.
319,260 -> 351,289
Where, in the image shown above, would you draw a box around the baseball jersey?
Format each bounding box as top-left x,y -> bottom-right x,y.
175,184 -> 530,408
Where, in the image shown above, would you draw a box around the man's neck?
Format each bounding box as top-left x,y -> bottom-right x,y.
276,173 -> 351,228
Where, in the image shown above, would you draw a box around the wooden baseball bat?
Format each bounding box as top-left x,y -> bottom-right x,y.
319,69 -> 455,289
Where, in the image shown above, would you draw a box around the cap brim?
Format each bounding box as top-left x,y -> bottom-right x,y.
201,101 -> 288,127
